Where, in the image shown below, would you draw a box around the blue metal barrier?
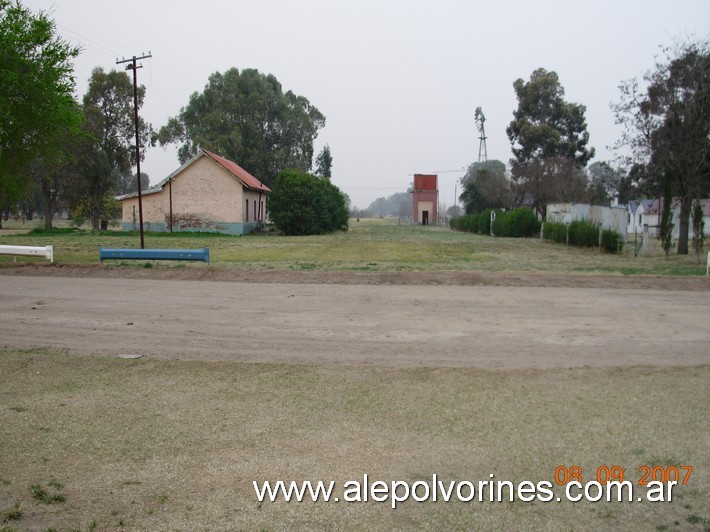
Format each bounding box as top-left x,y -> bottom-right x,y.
99,247 -> 210,264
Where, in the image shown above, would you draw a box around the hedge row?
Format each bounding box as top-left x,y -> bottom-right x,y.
450,208 -> 540,238
542,220 -> 624,254
452,211 -> 624,253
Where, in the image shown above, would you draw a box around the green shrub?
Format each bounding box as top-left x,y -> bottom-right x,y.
542,221 -> 567,243
491,212 -> 508,236
568,219 -> 600,247
478,209 -> 502,235
494,208 -> 540,238
450,214 -> 479,233
268,169 -> 349,235
601,229 -> 624,254
461,213 -> 479,233
543,219 -> 624,254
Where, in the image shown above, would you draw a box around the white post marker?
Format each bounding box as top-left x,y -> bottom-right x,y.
706,251 -> 709,275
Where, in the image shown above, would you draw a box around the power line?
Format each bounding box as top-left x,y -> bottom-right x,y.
56,19 -> 135,58
56,21 -> 182,110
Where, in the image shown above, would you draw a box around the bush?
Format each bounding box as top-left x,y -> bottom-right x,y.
543,222 -> 567,244
601,229 -> 624,254
491,212 -> 508,236
450,214 -> 479,233
268,169 -> 349,235
478,209 -> 502,235
568,220 -> 600,247
542,219 -> 624,254
493,208 -> 540,238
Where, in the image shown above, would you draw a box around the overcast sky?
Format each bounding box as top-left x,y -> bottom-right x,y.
24,0 -> 710,209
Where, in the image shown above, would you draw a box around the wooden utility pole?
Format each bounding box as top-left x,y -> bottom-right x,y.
116,53 -> 151,248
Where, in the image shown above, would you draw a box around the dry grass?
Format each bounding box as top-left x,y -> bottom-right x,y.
1,218 -> 707,275
1,349 -> 707,530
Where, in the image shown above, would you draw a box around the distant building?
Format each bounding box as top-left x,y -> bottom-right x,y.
412,174 -> 438,225
626,198 -> 710,238
119,149 -> 270,235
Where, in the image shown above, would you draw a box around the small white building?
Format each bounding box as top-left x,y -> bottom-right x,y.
626,198 -> 710,238
626,200 -> 654,234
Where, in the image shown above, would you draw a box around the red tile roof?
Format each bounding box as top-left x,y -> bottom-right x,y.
203,150 -> 271,192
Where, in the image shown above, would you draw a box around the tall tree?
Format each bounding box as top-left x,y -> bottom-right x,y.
157,68 -> 325,187
586,161 -> 630,205
366,192 -> 411,218
459,162 -> 512,214
507,68 -> 594,217
659,176 -> 674,258
72,67 -> 151,229
613,40 -> 709,254
117,172 -> 150,196
0,0 -> 82,227
459,160 -> 507,187
29,148 -> 73,229
314,144 -> 333,179
511,157 -> 588,214
691,197 -> 705,263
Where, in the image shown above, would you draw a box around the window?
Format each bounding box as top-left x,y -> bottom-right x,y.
246,199 -> 249,222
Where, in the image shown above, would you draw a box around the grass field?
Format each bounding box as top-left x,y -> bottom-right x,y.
1,219 -> 708,530
1,350 -> 708,531
0,217 -> 707,275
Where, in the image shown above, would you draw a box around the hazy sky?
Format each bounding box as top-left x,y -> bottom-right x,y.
23,0 -> 710,209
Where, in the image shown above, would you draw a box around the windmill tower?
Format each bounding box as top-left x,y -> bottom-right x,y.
475,107 -> 488,163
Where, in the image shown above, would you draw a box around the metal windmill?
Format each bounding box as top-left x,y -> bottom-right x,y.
474,107 -> 488,163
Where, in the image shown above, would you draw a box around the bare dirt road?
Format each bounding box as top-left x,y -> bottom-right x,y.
2,267 -> 708,368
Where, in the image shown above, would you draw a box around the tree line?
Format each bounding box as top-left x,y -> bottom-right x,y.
1,2 -> 707,247
0,1 -> 332,231
459,43 -> 708,256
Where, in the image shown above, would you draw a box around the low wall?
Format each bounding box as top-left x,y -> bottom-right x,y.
121,220 -> 261,236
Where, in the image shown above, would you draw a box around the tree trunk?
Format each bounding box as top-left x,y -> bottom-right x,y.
677,195 -> 692,255
41,179 -> 54,230
43,206 -> 53,230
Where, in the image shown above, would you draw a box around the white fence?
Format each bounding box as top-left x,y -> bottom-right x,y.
0,245 -> 54,263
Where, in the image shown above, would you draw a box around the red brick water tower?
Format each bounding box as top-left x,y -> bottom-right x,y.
412,174 -> 438,225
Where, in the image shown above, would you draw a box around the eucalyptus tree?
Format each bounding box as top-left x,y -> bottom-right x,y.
507,68 -> 594,218
157,68 -> 325,187
613,40 -> 709,254
72,67 -> 152,229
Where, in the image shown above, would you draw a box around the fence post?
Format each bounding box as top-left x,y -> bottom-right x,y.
540,222 -> 544,242
599,226 -> 603,251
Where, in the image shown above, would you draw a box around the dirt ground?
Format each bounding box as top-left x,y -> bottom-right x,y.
2,264 -> 708,368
